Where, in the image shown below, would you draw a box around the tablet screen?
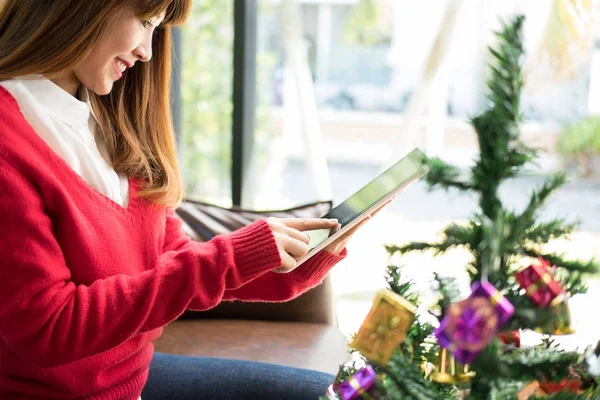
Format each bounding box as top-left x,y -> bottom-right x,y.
306,148 -> 429,251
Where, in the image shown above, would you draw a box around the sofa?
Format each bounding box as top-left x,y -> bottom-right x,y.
152,199 -> 350,375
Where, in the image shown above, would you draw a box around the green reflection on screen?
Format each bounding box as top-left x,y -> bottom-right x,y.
306,148 -> 429,252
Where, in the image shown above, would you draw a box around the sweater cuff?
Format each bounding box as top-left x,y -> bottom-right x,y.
228,218 -> 282,282
292,247 -> 348,285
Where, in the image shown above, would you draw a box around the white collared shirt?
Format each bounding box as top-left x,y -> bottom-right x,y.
1,77 -> 129,207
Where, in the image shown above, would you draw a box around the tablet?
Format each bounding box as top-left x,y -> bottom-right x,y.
297,148 -> 430,266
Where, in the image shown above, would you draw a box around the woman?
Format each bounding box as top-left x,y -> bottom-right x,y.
0,1 -> 366,398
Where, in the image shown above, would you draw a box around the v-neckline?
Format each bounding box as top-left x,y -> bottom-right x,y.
1,86 -> 140,214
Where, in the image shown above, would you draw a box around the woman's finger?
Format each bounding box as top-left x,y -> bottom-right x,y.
283,236 -> 309,259
286,227 -> 311,245
273,252 -> 297,273
282,218 -> 338,232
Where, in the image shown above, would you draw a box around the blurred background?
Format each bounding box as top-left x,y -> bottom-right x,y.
175,0 -> 600,350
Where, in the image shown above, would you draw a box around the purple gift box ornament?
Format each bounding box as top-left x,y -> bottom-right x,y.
435,281 -> 514,364
337,365 -> 377,400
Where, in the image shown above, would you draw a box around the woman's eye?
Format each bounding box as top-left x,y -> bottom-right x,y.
141,20 -> 152,28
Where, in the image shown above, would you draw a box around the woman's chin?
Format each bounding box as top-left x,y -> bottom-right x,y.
77,73 -> 115,96
90,81 -> 114,96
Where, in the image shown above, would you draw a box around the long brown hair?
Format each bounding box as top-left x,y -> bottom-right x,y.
0,0 -> 191,208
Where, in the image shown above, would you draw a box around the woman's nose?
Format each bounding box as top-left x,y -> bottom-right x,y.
133,43 -> 152,62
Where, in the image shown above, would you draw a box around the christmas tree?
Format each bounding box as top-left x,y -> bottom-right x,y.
321,15 -> 600,400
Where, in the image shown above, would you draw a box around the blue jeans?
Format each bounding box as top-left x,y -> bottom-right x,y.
141,352 -> 334,399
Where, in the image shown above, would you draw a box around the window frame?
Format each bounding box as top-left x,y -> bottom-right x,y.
171,1 -> 258,207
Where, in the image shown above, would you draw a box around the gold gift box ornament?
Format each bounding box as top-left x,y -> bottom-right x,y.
350,289 -> 417,365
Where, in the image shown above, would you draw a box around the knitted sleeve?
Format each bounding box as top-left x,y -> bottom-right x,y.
162,210 -> 347,305
221,248 -> 347,302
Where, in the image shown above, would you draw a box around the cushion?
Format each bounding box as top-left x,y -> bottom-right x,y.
175,199 -> 332,242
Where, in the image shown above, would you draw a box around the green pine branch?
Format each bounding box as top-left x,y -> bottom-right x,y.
533,253 -> 599,275
402,320 -> 435,365
506,143 -> 538,170
523,219 -> 577,245
508,174 -> 568,243
486,380 -> 528,400
432,272 -> 461,316
385,264 -> 420,306
503,293 -> 559,331
385,264 -> 437,365
385,221 -> 481,257
553,269 -> 588,297
487,17 -> 525,124
424,157 -> 474,192
500,344 -> 581,381
444,221 -> 481,249
469,378 -> 599,400
469,339 -> 582,395
379,355 -> 445,400
385,241 -> 451,256
473,378 -> 561,400
469,16 -> 527,222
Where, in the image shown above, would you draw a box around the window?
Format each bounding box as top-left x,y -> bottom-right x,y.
180,0 -> 234,206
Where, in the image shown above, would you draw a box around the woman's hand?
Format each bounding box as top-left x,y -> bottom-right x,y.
265,217 -> 338,273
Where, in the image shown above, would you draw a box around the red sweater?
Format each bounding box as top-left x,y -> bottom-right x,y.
0,87 -> 345,399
